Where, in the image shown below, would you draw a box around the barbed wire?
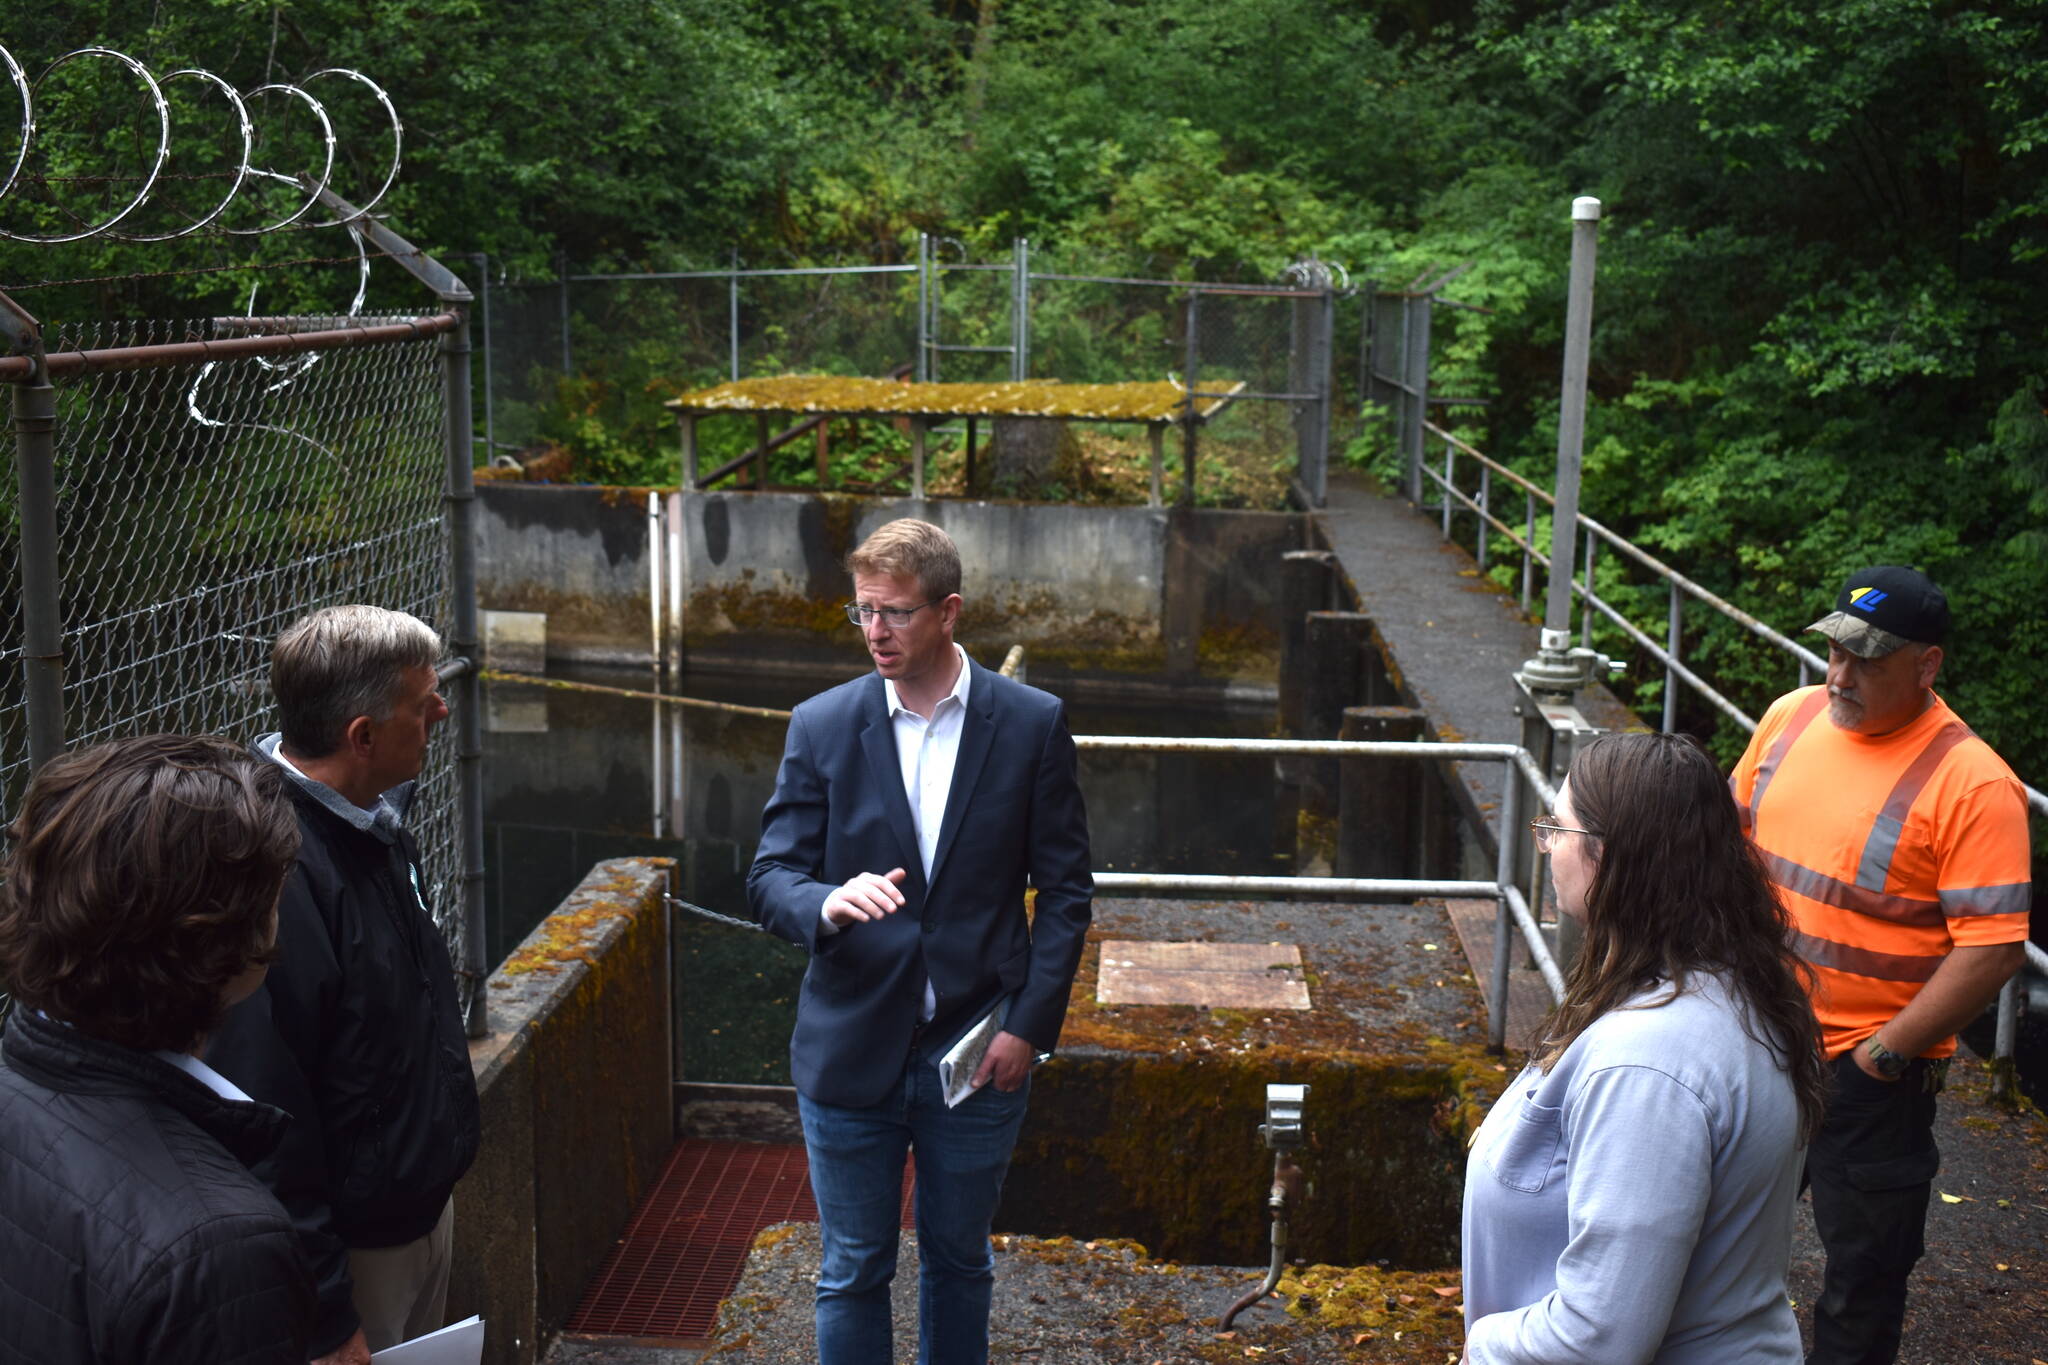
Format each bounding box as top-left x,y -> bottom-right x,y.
0,43 -> 401,245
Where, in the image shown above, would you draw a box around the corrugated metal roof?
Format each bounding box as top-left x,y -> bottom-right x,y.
664,375 -> 1240,422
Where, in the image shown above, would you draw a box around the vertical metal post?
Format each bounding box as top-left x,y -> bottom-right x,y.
1663,582 -> 1682,733
442,309 -> 489,1038
1440,441 -> 1454,534
556,250 -> 572,375
648,492 -> 664,688
1992,976 -> 2020,1103
1580,533 -> 1598,650
1148,423 -> 1165,508
1012,237 -> 1030,381
915,232 -> 930,384
728,248 -> 741,382
1798,658 -> 1813,689
13,360 -> 64,769
472,253 -> 494,462
1476,464 -> 1491,572
649,688 -> 665,835
1544,197 -> 1601,638
679,413 -> 699,489
1404,294 -> 1432,507
1182,290 -> 1200,505
1488,766 -> 1521,1051
910,417 -> 926,500
1521,491 -> 1535,616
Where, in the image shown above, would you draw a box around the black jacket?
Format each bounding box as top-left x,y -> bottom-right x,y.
206,773 -> 481,1356
0,1008 -> 314,1364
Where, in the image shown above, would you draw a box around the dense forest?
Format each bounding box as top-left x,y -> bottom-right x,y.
7,1 -> 2046,787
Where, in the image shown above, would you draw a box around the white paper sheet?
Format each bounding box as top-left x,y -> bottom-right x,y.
368,1315 -> 484,1364
937,1000 -> 1006,1108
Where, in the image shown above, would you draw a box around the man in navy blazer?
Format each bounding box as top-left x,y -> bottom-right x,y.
748,517 -> 1093,1365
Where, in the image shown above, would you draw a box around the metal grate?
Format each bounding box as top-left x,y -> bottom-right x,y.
566,1138 -> 915,1342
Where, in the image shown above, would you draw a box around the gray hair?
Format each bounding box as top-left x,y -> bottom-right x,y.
272,605 -> 442,758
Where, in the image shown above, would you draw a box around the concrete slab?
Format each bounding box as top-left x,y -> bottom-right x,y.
1095,939 -> 1311,1009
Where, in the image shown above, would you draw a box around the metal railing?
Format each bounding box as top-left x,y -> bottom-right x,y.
1414,418 -> 2043,1095
1075,733 -> 1566,1049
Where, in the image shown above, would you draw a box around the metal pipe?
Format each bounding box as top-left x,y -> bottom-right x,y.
1094,873 -> 1505,898
557,251 -> 572,374
1503,883 -> 1567,1002
1219,1151 -> 1300,1330
13,362 -> 64,768
0,314 -> 459,381
1075,735 -> 1533,761
1992,976 -> 2020,1103
728,248 -> 740,382
648,491 -> 664,687
1544,197 -> 1600,637
1477,463 -> 1491,572
1182,291 -> 1199,503
473,253 -> 494,463
915,233 -> 929,384
1488,767 -> 1521,1050
441,307 -> 489,1038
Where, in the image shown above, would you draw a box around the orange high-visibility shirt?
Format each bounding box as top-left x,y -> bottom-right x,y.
1730,686 -> 2031,1060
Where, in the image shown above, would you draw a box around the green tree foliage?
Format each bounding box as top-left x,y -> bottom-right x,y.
4,0 -> 2042,779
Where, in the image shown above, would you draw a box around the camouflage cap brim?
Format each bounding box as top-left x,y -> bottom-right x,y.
1806,611 -> 1913,659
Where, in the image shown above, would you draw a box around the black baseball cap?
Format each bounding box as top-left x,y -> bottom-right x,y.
1806,566 -> 1950,659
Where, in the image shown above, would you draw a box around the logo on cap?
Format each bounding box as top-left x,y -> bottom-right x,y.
1848,588 -> 1889,613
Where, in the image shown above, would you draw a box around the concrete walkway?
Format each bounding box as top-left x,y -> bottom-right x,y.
1313,467 -> 1636,833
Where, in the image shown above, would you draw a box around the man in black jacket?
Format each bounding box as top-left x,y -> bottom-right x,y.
0,734 -> 314,1363
208,605 -> 481,1364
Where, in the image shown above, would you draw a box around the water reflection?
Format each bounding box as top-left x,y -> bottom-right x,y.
481,663 -> 1283,1084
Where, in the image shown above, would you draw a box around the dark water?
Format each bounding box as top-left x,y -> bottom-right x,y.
481,663 -> 1283,1085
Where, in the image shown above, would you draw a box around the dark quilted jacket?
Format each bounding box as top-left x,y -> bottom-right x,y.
205,773 -> 481,1355
0,1007 -> 314,1364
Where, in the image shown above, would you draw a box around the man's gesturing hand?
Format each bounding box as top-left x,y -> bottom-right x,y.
822,866 -> 908,926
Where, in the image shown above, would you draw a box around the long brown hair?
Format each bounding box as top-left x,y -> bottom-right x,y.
1536,731 -> 1827,1141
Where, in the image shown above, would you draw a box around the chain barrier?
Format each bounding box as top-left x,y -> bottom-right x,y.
665,893 -> 763,934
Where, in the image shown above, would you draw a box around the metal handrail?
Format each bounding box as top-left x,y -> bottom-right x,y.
1075,732 -> 1566,1048
1416,419 -> 2048,819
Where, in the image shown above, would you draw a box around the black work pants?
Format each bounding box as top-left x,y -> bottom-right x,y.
1804,1050 -> 1943,1365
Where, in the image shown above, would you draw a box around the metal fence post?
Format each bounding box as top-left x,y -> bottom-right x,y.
556,250 -> 573,376
1488,766 -> 1521,1051
1012,237 -> 1030,381
915,232 -> 930,384
1476,464 -> 1491,573
728,247 -> 741,382
12,356 -> 64,769
1181,289 -> 1200,504
1404,294 -> 1432,506
442,307 -> 489,1038
472,252 -> 493,462
1544,197 -> 1601,639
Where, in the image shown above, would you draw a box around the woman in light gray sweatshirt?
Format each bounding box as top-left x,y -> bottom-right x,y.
1461,732 -> 1827,1364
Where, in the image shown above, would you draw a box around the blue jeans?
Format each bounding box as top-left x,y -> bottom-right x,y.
798,1049 -> 1030,1365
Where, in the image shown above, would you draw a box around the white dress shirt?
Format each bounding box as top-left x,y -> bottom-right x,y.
818,644 -> 972,1024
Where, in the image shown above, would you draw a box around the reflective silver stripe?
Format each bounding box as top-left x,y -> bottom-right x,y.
1748,689 -> 1830,822
1760,850 -> 1945,927
1853,721 -> 1972,892
1938,882 -> 2032,919
1794,930 -> 1944,984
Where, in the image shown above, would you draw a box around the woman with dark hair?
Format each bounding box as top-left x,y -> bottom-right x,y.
0,734 -> 314,1364
1461,731 -> 1826,1363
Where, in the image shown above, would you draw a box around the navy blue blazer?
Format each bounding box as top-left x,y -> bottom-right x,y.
746,656 -> 1093,1108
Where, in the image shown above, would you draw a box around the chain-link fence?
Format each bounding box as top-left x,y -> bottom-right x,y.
476,239 -> 1351,504
2,301 -> 483,1024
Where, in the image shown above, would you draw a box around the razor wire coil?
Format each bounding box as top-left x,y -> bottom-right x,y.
0,43 -> 401,244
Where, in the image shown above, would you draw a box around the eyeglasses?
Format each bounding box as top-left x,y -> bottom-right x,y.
845,600 -> 937,628
1528,816 -> 1598,853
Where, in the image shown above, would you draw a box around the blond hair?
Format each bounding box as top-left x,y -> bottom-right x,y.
846,519 -> 961,601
